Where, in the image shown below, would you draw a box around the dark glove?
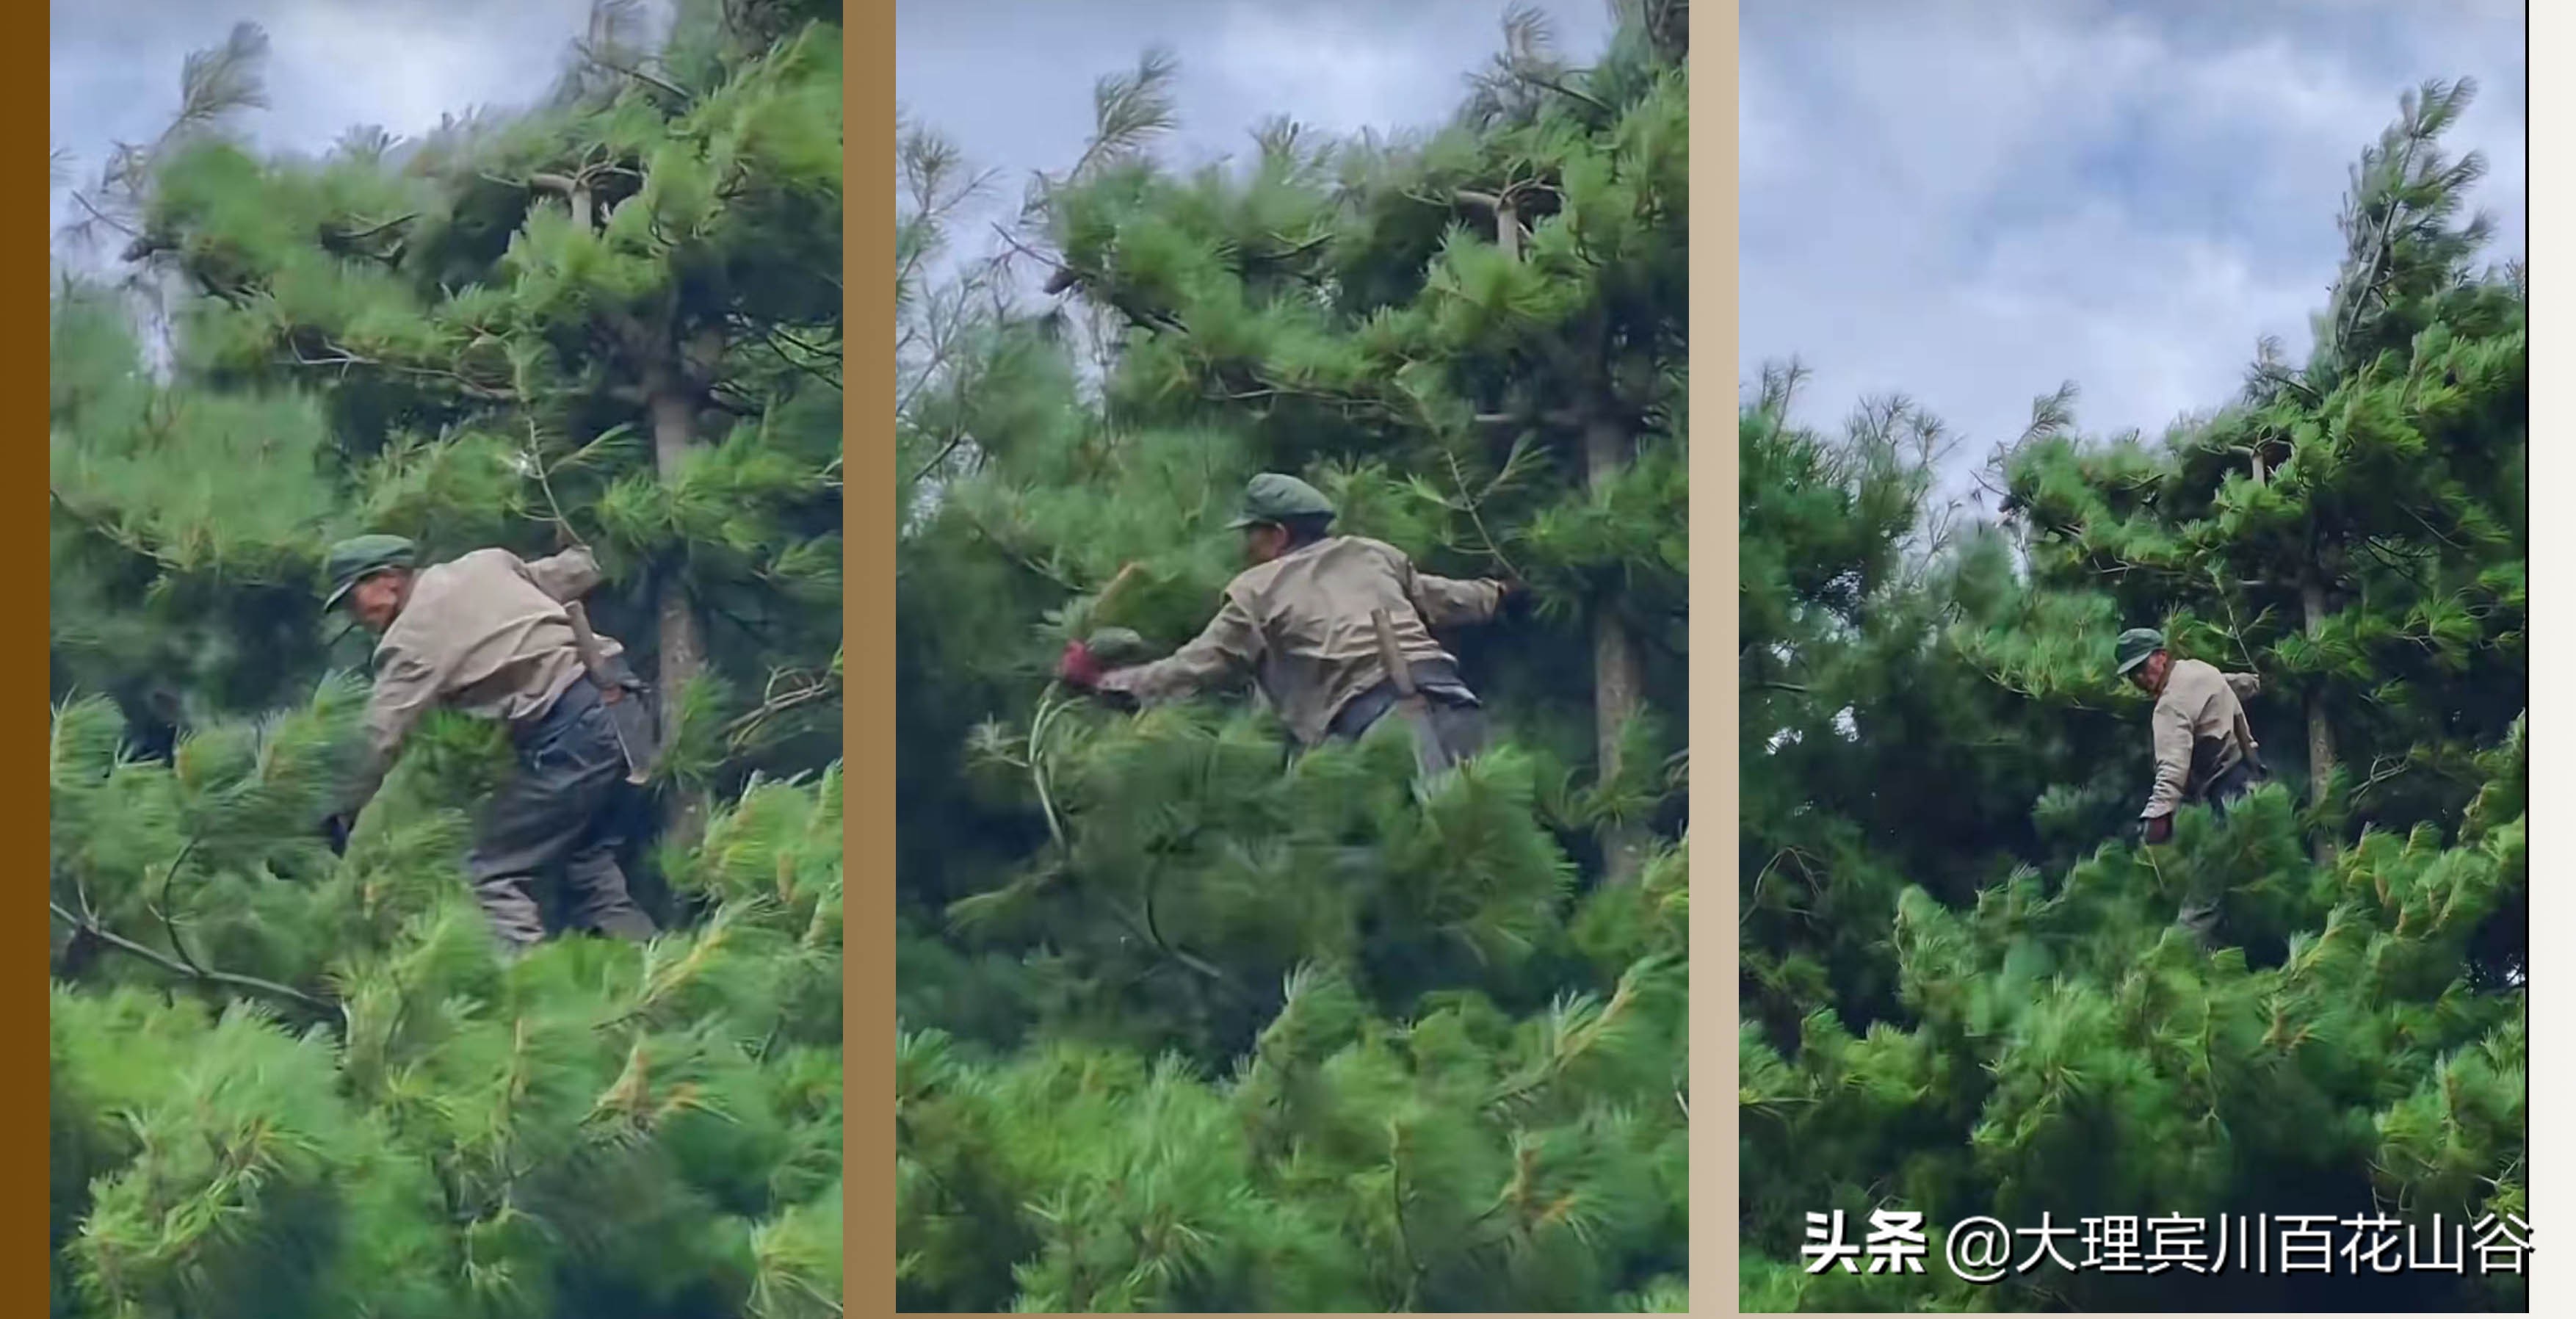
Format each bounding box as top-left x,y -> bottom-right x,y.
1056,640 -> 1104,689
1497,579 -> 1534,621
2141,814 -> 2174,847
321,814 -> 352,857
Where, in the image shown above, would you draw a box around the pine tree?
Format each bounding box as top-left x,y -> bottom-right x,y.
895,7 -> 1689,1311
1978,79 -> 2522,872
50,688 -> 846,1318
68,0 -> 844,819
1739,80 -> 2525,1313
48,7 -> 844,1316
1027,0 -> 1687,875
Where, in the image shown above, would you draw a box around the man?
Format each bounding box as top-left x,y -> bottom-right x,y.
1057,473 -> 1517,762
321,533 -> 659,954
2117,626 -> 2265,944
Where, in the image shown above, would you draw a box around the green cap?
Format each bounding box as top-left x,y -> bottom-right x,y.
1226,472 -> 1336,530
322,535 -> 418,610
2113,627 -> 2166,676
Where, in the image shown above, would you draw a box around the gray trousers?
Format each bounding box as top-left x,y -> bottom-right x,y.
467,676 -> 659,953
1325,662 -> 1490,765
2174,759 -> 2260,945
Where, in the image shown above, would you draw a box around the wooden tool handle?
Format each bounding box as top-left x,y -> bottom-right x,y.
1370,608 -> 1418,698
1093,561 -> 1143,615
564,602 -> 623,704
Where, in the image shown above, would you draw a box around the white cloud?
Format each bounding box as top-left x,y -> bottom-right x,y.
1741,1 -> 2525,496
894,0 -> 1612,295
1201,7 -> 1456,140
51,0 -> 596,253
258,1 -> 593,149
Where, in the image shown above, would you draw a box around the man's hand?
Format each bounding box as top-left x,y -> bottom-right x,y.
1057,639 -> 1104,689
2141,814 -> 2174,847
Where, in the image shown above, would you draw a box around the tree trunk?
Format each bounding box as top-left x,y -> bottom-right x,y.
646,366 -> 708,841
1585,411 -> 1647,883
1483,189 -> 1647,882
2301,565 -> 2338,867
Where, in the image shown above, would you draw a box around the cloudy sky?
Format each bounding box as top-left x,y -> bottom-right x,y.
894,0 -> 1611,264
56,1 -> 2527,500
49,0 -> 602,253
1743,0 -> 2526,505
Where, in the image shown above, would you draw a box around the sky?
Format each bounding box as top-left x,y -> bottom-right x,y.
894,0 -> 1613,272
1742,0 -> 2527,510
49,0 -> 605,253
55,1 -> 2528,505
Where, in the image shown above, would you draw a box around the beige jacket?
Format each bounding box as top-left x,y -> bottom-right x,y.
348,546 -> 620,812
1096,536 -> 1506,747
2141,657 -> 2263,820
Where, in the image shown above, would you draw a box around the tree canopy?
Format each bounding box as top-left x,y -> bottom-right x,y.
48,5 -> 844,1315
894,4 -> 1691,1310
1739,76 -> 2525,1313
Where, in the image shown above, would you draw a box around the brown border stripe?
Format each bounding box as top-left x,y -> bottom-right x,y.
26,7 -> 58,1313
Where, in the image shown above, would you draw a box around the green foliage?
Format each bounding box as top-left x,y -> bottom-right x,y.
896,10 -> 1687,1311
1739,79 -> 2524,1312
901,845 -> 1687,1313
61,4 -> 844,786
51,690 -> 844,1319
51,10 -> 842,1316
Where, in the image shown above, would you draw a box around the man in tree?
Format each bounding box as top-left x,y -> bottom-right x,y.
321,534 -> 659,954
2118,626 -> 2265,941
1057,473 -> 1519,762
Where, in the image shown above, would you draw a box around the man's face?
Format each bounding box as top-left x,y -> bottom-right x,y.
2127,651 -> 2169,693
1243,524 -> 1289,565
349,570 -> 411,634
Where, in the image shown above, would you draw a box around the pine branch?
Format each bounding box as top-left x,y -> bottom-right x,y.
749,324 -> 844,392
281,336 -> 524,402
1072,48 -> 1179,183
50,899 -> 332,1014
580,48 -> 695,104
328,212 -> 421,244
147,836 -> 210,980
1510,68 -> 1613,117
66,190 -> 138,238
723,670 -> 842,749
